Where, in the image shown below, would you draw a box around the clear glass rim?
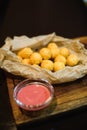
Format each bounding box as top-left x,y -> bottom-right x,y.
13,79 -> 54,111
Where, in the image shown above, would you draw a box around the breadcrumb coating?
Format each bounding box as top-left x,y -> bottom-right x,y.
39,48 -> 51,60
53,61 -> 65,72
59,47 -> 70,58
47,42 -> 58,49
54,54 -> 66,65
66,54 -> 79,66
30,52 -> 42,65
17,47 -> 33,58
41,60 -> 54,71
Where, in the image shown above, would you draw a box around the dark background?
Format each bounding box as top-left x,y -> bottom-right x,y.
0,0 -> 87,130
0,0 -> 87,45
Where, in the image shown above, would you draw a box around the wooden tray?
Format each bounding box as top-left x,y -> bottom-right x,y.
6,37 -> 87,126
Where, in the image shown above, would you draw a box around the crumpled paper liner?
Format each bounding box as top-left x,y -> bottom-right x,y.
0,32 -> 87,84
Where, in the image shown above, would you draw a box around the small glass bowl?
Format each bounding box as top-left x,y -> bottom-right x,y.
13,79 -> 54,111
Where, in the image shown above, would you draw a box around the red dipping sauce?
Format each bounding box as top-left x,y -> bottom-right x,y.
13,79 -> 54,111
17,84 -> 51,106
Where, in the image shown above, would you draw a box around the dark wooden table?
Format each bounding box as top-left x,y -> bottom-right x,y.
1,36 -> 87,130
6,72 -> 87,126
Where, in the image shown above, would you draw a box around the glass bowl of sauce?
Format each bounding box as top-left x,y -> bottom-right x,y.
13,79 -> 54,111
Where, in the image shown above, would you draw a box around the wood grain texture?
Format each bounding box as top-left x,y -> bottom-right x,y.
6,70 -> 87,125
6,37 -> 87,125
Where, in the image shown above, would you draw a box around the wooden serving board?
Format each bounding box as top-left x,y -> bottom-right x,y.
6,37 -> 87,125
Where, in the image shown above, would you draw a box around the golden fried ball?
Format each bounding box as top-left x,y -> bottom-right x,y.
22,58 -> 31,65
49,47 -> 59,59
53,61 -> 65,72
30,52 -> 42,65
41,60 -> 54,71
17,47 -> 33,59
66,54 -> 79,66
47,42 -> 58,49
39,48 -> 51,60
59,47 -> 70,58
54,54 -> 66,65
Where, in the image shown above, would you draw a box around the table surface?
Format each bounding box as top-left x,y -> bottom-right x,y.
6,71 -> 87,126
1,36 -> 87,130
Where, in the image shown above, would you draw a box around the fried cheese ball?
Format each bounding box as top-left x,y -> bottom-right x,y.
47,42 -> 58,49
22,58 -> 31,65
59,47 -> 70,58
47,42 -> 59,58
41,60 -> 54,71
54,55 -> 66,65
30,52 -> 42,65
66,54 -> 79,66
17,47 -> 33,59
49,47 -> 59,59
39,48 -> 51,60
53,61 -> 65,72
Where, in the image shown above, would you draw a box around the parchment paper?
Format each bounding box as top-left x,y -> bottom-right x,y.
0,32 -> 87,84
